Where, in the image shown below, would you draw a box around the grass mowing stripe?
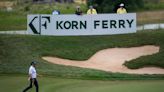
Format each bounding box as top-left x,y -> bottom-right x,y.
0,76 -> 164,92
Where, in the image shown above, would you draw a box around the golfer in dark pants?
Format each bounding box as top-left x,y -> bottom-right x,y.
23,61 -> 39,92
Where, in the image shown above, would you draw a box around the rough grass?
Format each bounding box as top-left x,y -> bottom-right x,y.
0,3 -> 87,31
0,75 -> 164,92
1,30 -> 164,79
0,11 -> 26,31
124,30 -> 164,69
0,2 -> 164,31
1,10 -> 164,31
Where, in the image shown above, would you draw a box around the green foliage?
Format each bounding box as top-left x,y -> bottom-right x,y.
88,0 -> 144,13
144,3 -> 164,11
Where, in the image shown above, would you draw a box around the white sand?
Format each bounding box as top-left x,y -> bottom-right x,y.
42,45 -> 164,74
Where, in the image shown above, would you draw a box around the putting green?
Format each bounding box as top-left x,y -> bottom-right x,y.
0,76 -> 164,92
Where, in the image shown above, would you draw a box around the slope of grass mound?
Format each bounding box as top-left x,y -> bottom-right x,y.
0,30 -> 164,79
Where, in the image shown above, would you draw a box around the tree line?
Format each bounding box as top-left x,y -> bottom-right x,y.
87,0 -> 145,13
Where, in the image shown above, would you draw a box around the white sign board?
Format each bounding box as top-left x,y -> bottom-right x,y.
27,13 -> 136,36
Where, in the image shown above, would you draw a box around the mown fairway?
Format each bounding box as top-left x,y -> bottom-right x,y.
0,75 -> 164,92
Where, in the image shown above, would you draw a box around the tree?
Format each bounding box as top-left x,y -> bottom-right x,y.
88,0 -> 144,13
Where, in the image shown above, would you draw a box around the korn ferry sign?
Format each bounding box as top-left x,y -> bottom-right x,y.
27,13 -> 136,36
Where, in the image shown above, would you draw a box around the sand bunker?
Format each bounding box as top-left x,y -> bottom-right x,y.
42,45 -> 164,74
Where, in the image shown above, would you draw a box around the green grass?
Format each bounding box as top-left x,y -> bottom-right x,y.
0,11 -> 26,31
0,75 -> 164,92
0,1 -> 164,31
124,30 -> 164,69
1,30 -> 164,79
0,3 -> 87,31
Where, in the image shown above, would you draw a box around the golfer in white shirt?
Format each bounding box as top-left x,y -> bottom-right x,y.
23,61 -> 39,92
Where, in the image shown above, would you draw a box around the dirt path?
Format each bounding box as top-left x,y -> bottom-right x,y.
0,1 -> 14,8
42,45 -> 164,74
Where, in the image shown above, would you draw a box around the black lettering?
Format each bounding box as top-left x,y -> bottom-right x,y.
94,20 -> 100,29
64,21 -> 71,29
110,20 -> 117,28
119,20 -> 125,28
127,19 -> 134,28
72,21 -> 78,29
56,21 -> 63,29
80,21 -> 87,29
102,20 -> 108,29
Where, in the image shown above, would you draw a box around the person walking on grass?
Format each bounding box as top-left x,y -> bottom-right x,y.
22,61 -> 39,92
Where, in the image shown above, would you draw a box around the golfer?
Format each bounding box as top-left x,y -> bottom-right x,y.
22,61 -> 39,92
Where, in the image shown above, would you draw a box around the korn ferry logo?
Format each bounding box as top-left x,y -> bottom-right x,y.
28,14 -> 136,36
28,15 -> 50,34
